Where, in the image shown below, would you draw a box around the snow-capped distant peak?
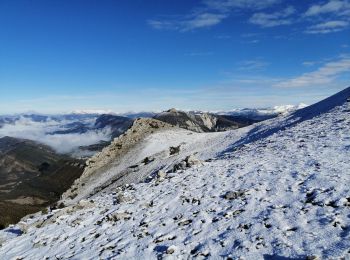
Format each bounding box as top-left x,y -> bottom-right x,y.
272,103 -> 308,114
70,109 -> 116,115
214,103 -> 308,121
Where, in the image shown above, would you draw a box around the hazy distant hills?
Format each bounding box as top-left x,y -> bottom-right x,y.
51,114 -> 133,138
91,114 -> 134,138
216,103 -> 308,121
0,105 -> 306,157
0,104 -> 309,229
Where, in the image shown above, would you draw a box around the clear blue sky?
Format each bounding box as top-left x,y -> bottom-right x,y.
0,0 -> 349,114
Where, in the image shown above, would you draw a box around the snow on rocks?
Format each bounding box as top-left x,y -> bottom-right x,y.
0,87 -> 349,259
223,190 -> 247,200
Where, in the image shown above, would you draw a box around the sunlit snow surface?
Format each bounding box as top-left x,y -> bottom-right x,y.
0,89 -> 349,259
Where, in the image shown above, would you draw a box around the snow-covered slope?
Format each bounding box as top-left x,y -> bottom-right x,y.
0,87 -> 349,259
61,118 -> 248,205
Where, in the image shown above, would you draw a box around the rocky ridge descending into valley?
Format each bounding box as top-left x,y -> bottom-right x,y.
62,118 -> 176,204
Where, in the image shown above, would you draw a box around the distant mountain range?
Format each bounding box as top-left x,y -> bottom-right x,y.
0,105 -> 310,227
215,103 -> 308,121
0,104 -> 307,158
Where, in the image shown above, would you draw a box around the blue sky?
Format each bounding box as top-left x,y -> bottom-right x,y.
0,0 -> 349,114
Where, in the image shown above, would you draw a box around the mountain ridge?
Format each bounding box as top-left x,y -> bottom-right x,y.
1,87 -> 349,258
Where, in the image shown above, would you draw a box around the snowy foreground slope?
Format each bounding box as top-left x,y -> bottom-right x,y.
0,88 -> 350,259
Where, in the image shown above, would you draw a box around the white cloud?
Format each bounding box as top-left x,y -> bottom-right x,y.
215,34 -> 232,39
71,109 -> 115,115
303,0 -> 350,33
305,20 -> 349,34
302,61 -> 318,66
148,0 -> 280,32
185,51 -> 213,57
148,13 -> 227,32
249,6 -> 296,27
147,20 -> 177,30
240,32 -> 262,38
149,0 -> 350,33
304,0 -> 350,16
183,13 -> 228,31
275,57 -> 350,88
204,0 -> 281,11
237,59 -> 269,71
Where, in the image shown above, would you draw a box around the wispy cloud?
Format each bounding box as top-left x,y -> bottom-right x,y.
275,56 -> 350,88
237,59 -> 269,71
302,61 -> 318,67
305,20 -> 349,34
215,34 -> 232,39
303,0 -> 350,33
249,6 -> 296,27
203,0 -> 281,11
185,51 -> 214,57
149,13 -> 228,32
304,0 -> 350,17
240,32 -> 262,43
148,0 -> 280,32
240,32 -> 262,38
183,13 -> 228,31
149,0 -> 350,34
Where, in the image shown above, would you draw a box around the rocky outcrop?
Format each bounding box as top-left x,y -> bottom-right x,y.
84,118 -> 173,174
172,154 -> 203,172
153,109 -> 247,133
62,118 -> 175,204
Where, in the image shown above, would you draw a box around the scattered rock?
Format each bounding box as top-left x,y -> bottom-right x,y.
173,161 -> 187,172
173,213 -> 183,221
129,164 -> 139,169
178,219 -> 192,226
142,157 -> 154,165
238,223 -> 251,231
224,209 -> 244,218
306,256 -> 319,260
171,154 -> 203,172
170,145 -> 181,155
185,154 -> 203,167
190,244 -> 202,255
223,190 -> 246,200
157,170 -> 166,179
116,193 -> 132,203
166,246 -> 175,254
107,212 -> 132,222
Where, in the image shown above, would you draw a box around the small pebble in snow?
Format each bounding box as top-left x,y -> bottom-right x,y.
166,246 -> 175,254
178,219 -> 192,226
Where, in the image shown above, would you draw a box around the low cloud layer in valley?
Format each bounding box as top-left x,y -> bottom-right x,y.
0,116 -> 112,154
